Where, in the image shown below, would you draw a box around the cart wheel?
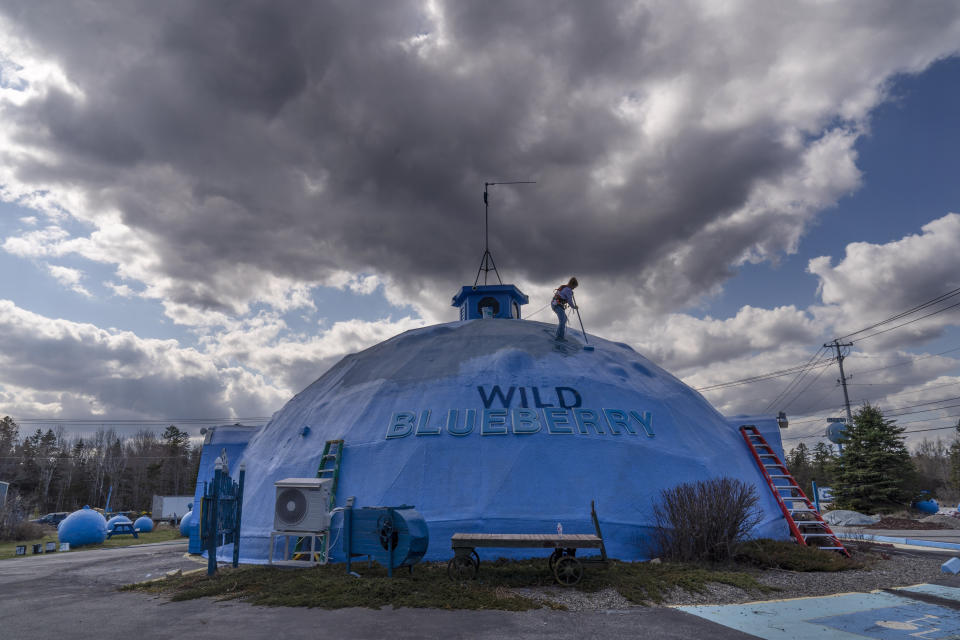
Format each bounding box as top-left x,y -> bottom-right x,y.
548,548 -> 563,570
447,555 -> 478,581
553,556 -> 583,586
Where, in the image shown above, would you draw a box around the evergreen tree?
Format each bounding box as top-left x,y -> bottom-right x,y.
786,443 -> 812,494
948,421 -> 960,496
913,438 -> 950,497
0,416 -> 18,482
788,442 -> 810,469
832,404 -> 915,513
161,425 -> 191,495
811,441 -> 836,485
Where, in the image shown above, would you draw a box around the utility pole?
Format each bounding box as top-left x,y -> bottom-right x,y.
824,339 -> 854,423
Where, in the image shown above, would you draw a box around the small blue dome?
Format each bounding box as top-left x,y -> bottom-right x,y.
58,506 -> 107,547
134,516 -> 154,532
179,510 -> 193,537
913,498 -> 939,514
106,515 -> 133,531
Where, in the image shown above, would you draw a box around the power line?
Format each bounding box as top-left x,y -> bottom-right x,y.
851,300 -> 960,343
835,286 -> 960,342
885,395 -> 960,415
777,358 -> 832,413
0,455 -> 192,460
694,358 -> 836,392
762,347 -> 829,412
783,412 -> 960,442
12,417 -> 271,426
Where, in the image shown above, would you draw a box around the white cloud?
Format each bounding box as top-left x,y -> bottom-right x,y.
808,213 -> 960,347
0,298 -> 426,423
45,263 -> 91,297
0,299 -> 287,420
0,2 -> 958,438
0,2 -> 956,331
201,313 -> 427,393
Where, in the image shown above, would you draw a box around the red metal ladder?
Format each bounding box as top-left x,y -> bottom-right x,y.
739,425 -> 849,557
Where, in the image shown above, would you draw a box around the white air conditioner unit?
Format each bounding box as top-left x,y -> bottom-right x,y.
273,478 -> 332,532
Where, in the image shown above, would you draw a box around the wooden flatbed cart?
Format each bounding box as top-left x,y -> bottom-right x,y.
448,501 -> 608,585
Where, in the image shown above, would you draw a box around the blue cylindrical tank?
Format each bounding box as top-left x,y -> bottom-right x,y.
913,498 -> 939,514
179,510 -> 193,537
134,516 -> 154,532
106,515 -> 132,531
826,422 -> 848,444
58,506 -> 107,547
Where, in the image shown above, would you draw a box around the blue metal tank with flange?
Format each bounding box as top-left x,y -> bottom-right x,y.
134,516 -> 154,532
342,503 -> 428,575
179,510 -> 194,537
913,497 -> 939,514
58,506 -> 107,547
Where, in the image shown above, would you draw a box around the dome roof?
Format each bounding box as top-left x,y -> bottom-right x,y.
235,318 -> 787,562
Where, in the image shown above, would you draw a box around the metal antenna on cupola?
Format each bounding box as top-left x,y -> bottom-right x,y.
474,180 -> 536,287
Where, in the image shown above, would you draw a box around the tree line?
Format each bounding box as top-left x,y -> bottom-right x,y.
0,416 -> 200,517
786,405 -> 960,513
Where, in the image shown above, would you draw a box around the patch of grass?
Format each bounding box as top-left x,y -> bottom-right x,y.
0,533 -> 59,560
570,560 -> 772,604
124,556 -> 777,609
98,527 -> 182,548
0,526 -> 183,560
125,561 -> 550,611
735,539 -> 865,572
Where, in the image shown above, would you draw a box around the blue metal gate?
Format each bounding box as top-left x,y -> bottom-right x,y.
200,452 -> 246,575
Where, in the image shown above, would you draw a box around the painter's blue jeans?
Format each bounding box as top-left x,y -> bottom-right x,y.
553,304 -> 567,338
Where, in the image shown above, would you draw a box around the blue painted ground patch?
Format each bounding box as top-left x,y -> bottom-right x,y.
677,586 -> 960,640
811,602 -> 960,639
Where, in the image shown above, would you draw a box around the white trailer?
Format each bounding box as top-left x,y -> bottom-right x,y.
151,495 -> 193,524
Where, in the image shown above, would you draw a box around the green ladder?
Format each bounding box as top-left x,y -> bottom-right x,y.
294,439 -> 344,563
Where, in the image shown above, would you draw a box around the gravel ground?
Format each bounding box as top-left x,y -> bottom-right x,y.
510,545 -> 952,611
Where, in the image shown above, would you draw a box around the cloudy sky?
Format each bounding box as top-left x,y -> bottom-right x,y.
1,0 -> 959,448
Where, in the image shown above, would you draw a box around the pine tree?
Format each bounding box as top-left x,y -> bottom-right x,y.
0,416 -> 18,482
811,441 -> 836,485
832,404 -> 915,513
788,442 -> 810,469
948,422 -> 960,496
786,443 -> 812,494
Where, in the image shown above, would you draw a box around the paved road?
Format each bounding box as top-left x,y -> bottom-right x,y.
1,542 -> 756,640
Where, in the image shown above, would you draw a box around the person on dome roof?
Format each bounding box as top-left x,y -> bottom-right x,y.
551,277 -> 578,339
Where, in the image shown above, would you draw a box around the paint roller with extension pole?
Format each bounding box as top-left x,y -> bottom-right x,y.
571,294 -> 594,352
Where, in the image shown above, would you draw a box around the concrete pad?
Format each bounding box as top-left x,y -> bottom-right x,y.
897,584 -> 960,603
677,588 -> 960,640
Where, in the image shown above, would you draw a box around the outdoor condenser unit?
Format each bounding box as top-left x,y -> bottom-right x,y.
273,478 -> 332,532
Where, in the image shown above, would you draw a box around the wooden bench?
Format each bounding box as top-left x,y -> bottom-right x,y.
449,502 -> 607,585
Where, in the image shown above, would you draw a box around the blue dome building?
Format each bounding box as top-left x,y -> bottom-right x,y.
223,281 -> 791,564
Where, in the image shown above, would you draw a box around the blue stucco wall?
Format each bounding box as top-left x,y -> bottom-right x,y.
189,424 -> 262,553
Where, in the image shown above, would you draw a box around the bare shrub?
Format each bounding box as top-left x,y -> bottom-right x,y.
652,477 -> 762,562
0,490 -> 43,541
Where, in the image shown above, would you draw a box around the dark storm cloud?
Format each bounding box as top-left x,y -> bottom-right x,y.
2,0 -> 960,318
